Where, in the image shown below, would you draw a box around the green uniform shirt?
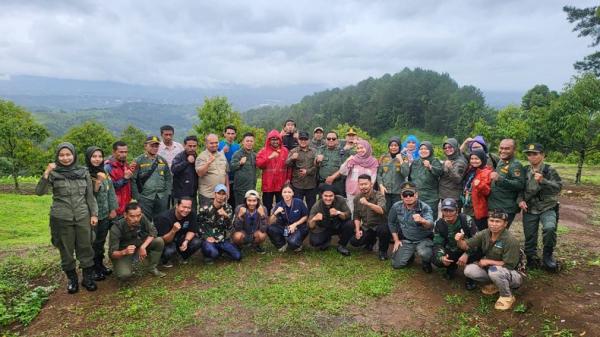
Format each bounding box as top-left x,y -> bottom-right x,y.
109,215 -> 158,254
466,229 -> 520,270
488,158 -> 524,213
353,191 -> 387,230
286,146 -> 317,189
401,157 -> 443,204
132,154 -> 172,200
231,148 -> 257,192
309,195 -> 351,233
94,177 -> 118,220
521,163 -> 562,214
198,203 -> 234,242
433,215 -> 476,265
36,171 -> 99,221
316,146 -> 344,180
377,153 -> 405,195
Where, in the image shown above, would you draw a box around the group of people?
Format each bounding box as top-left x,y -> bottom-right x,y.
36,120 -> 563,311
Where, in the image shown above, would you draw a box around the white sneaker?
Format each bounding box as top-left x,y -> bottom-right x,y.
294,246 -> 303,252
278,243 -> 288,252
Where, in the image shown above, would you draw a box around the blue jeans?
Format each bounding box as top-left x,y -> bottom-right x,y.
267,224 -> 308,250
201,241 -> 242,261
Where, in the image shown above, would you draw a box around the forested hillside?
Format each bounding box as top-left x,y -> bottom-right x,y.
243,68 -> 494,140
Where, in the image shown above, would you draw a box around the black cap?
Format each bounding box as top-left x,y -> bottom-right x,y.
400,181 -> 417,193
298,131 -> 310,140
441,198 -> 458,210
523,143 -> 544,153
145,135 -> 161,144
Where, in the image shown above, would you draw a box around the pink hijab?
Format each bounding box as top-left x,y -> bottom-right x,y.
346,140 -> 379,169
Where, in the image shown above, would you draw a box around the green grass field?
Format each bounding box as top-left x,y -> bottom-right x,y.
0,194 -> 51,249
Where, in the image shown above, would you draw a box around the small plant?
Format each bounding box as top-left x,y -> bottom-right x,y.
502,328 -> 513,337
513,303 -> 527,314
445,294 -> 466,306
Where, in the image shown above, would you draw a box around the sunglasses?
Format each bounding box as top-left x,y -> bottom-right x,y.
326,137 -> 337,141
401,191 -> 415,198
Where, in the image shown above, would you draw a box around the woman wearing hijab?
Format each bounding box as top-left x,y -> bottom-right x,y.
377,137 -> 406,212
231,190 -> 269,253
401,141 -> 443,216
339,140 -> 379,212
400,135 -> 421,163
462,149 -> 493,230
85,146 -> 118,281
36,143 -> 99,294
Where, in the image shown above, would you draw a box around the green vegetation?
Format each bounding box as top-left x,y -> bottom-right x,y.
0,194 -> 51,248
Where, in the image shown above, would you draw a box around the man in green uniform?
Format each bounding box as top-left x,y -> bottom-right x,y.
518,143 -> 562,271
132,136 -> 172,221
316,131 -> 346,196
310,127 -> 325,149
231,132 -> 257,206
456,209 -> 522,311
109,202 -> 166,280
287,131 -> 318,210
487,139 -> 525,227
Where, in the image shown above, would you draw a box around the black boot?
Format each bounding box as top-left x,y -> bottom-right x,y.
93,260 -> 106,281
465,278 -> 476,291
81,267 -> 98,291
543,247 -> 558,272
65,270 -> 79,294
421,261 -> 433,273
95,256 -> 112,276
526,255 -> 540,269
443,267 -> 456,280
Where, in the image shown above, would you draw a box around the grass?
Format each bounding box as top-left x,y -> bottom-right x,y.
548,162 -> 600,186
0,194 -> 51,249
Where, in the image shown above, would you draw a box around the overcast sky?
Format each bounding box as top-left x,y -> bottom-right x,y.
0,0 -> 596,92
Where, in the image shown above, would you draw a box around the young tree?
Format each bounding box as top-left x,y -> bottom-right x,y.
194,96 -> 243,146
119,124 -> 147,160
564,5 -> 600,76
0,100 -> 49,191
56,121 -> 116,163
547,74 -> 600,184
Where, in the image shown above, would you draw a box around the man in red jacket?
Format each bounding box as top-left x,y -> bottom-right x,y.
104,141 -> 136,216
256,129 -> 291,215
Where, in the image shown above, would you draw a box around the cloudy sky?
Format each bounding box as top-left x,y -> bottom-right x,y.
0,0 -> 596,92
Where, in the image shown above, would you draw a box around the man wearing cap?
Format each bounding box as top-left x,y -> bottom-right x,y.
388,182 -> 435,272
109,202 -> 166,280
340,128 -> 358,159
455,209 -> 522,311
350,174 -> 392,260
154,197 -> 202,267
198,184 -> 240,262
196,134 -> 229,207
518,143 -> 562,271
488,139 -> 525,227
433,198 -> 478,289
310,127 -> 325,149
281,119 -> 298,150
286,131 -> 318,210
231,132 -> 257,206
158,125 -> 184,168
218,125 -> 241,207
132,136 -> 172,221
308,184 -> 354,256
316,131 -> 346,197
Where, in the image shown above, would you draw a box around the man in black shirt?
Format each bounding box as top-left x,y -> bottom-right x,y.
154,197 -> 202,267
171,136 -> 199,212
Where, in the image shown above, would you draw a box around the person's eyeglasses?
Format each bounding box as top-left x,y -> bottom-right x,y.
401,191 -> 415,198
326,137 -> 337,141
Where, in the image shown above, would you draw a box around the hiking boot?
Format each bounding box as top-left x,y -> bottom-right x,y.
293,245 -> 303,252
378,251 -> 388,261
494,296 -> 516,311
421,261 -> 433,273
526,255 -> 540,269
254,245 -> 266,254
443,268 -> 456,280
543,247 -> 558,272
81,267 -> 98,292
65,270 -> 79,294
465,278 -> 476,291
481,283 -> 499,295
278,243 -> 288,252
336,245 -> 350,256
364,244 -> 374,252
148,267 -> 166,278
162,261 -> 174,268
96,258 -> 112,276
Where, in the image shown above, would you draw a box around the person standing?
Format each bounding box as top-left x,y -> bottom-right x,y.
231,132 -> 258,206
286,131 -> 318,211
377,137 -> 405,213
439,138 -> 467,206
256,130 -> 290,215
171,135 -> 199,210
462,149 -> 493,230
196,134 -> 229,207
519,143 -> 562,271
132,136 -> 172,221
402,141 -> 442,216
36,143 -> 99,293
104,141 -> 135,216
219,125 -> 241,207
281,119 -> 299,150
339,140 -> 379,212
316,131 -> 346,196
310,127 -> 325,149
488,139 -> 525,227
85,146 -> 118,281
158,125 -> 184,168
